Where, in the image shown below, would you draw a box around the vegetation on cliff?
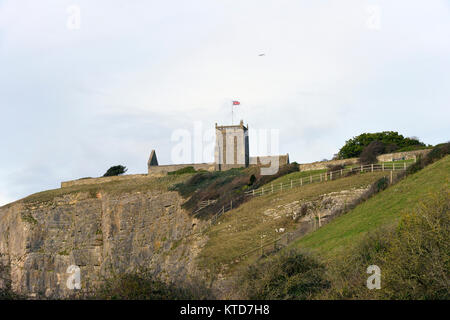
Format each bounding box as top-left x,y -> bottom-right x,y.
294,150 -> 450,256
337,131 -> 427,159
230,145 -> 449,299
89,268 -> 213,300
235,186 -> 449,299
170,163 -> 299,218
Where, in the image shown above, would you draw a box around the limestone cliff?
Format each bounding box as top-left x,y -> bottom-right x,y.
0,189 -> 208,298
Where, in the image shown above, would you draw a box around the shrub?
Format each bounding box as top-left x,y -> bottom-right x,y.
171,163 -> 299,218
91,268 -> 212,300
237,249 -> 330,299
167,166 -> 196,175
338,131 -> 424,159
327,164 -> 345,172
406,142 -> 450,175
103,165 -> 127,177
0,286 -> 24,300
381,188 -> 450,299
359,140 -> 385,165
324,187 -> 450,300
248,174 -> 256,186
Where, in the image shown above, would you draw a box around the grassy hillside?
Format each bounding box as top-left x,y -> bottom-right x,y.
264,159 -> 415,188
4,174 -> 193,207
198,171 -> 389,273
291,155 -> 450,259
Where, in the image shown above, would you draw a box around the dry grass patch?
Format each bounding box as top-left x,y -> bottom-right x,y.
198,171 -> 388,274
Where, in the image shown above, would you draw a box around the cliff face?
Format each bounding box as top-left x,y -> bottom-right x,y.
0,190 -> 208,298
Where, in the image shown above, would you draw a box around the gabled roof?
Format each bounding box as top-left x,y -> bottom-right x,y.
148,149 -> 159,166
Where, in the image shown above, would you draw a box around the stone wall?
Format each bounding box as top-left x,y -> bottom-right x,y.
61,164 -> 215,188
298,149 -> 430,172
61,174 -> 151,188
249,154 -> 290,167
147,163 -> 215,176
376,149 -> 431,162
298,158 -> 359,171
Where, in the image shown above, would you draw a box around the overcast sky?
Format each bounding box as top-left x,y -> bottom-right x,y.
1,0 -> 449,205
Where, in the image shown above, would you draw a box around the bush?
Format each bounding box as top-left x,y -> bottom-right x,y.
91,268 -> 213,300
103,165 -> 127,177
248,174 -> 256,186
171,163 -> 299,218
237,250 -> 330,299
338,131 -> 424,159
406,142 -> 450,175
359,140 -> 385,165
167,166 -> 196,175
327,164 -> 345,172
324,187 -> 450,300
381,188 -> 450,299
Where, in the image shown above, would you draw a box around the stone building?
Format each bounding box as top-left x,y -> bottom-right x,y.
147,119 -> 289,175
214,120 -> 249,171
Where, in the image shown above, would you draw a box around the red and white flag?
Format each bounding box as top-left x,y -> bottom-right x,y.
232,100 -> 240,105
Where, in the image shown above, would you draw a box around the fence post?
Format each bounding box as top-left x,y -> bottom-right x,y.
271,184 -> 273,193
390,170 -> 393,184
320,174 -> 322,182
371,164 -> 373,172
361,165 -> 363,172
382,163 -> 384,171
291,179 -> 293,189
341,169 -> 343,177
262,187 -> 264,195
404,162 -> 406,170
330,171 -> 333,180
301,178 -> 303,186
414,155 -> 417,163
280,183 -> 283,192
260,235 -> 263,256
253,189 -> 255,196
393,163 -> 395,171
230,200 -> 232,210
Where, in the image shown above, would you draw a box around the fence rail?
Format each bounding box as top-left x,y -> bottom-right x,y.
197,160 -> 413,235
244,161 -> 411,198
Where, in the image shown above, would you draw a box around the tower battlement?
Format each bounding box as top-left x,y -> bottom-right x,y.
214,120 -> 249,171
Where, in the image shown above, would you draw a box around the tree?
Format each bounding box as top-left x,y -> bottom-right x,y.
359,141 -> 385,164
337,131 -> 424,159
103,165 -> 127,177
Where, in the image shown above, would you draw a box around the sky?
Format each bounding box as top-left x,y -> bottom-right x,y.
0,0 -> 449,206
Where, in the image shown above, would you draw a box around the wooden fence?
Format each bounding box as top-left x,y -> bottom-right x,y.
244,161 -> 412,198
195,160 -> 414,261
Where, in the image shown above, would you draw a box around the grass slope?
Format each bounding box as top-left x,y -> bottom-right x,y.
198,171 -> 388,273
4,174 -> 193,207
291,155 -> 450,258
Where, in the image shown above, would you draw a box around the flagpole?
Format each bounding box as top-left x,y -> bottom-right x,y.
231,101 -> 233,125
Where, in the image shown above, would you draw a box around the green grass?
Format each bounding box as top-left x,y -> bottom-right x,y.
262,169 -> 326,187
291,155 -> 450,259
197,171 -> 388,273
5,174 -> 193,207
265,159 -> 415,189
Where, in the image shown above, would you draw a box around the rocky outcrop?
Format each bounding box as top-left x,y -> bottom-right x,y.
0,190 -> 208,298
263,186 -> 371,241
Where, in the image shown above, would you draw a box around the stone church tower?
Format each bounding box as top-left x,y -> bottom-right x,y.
215,120 -> 249,171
